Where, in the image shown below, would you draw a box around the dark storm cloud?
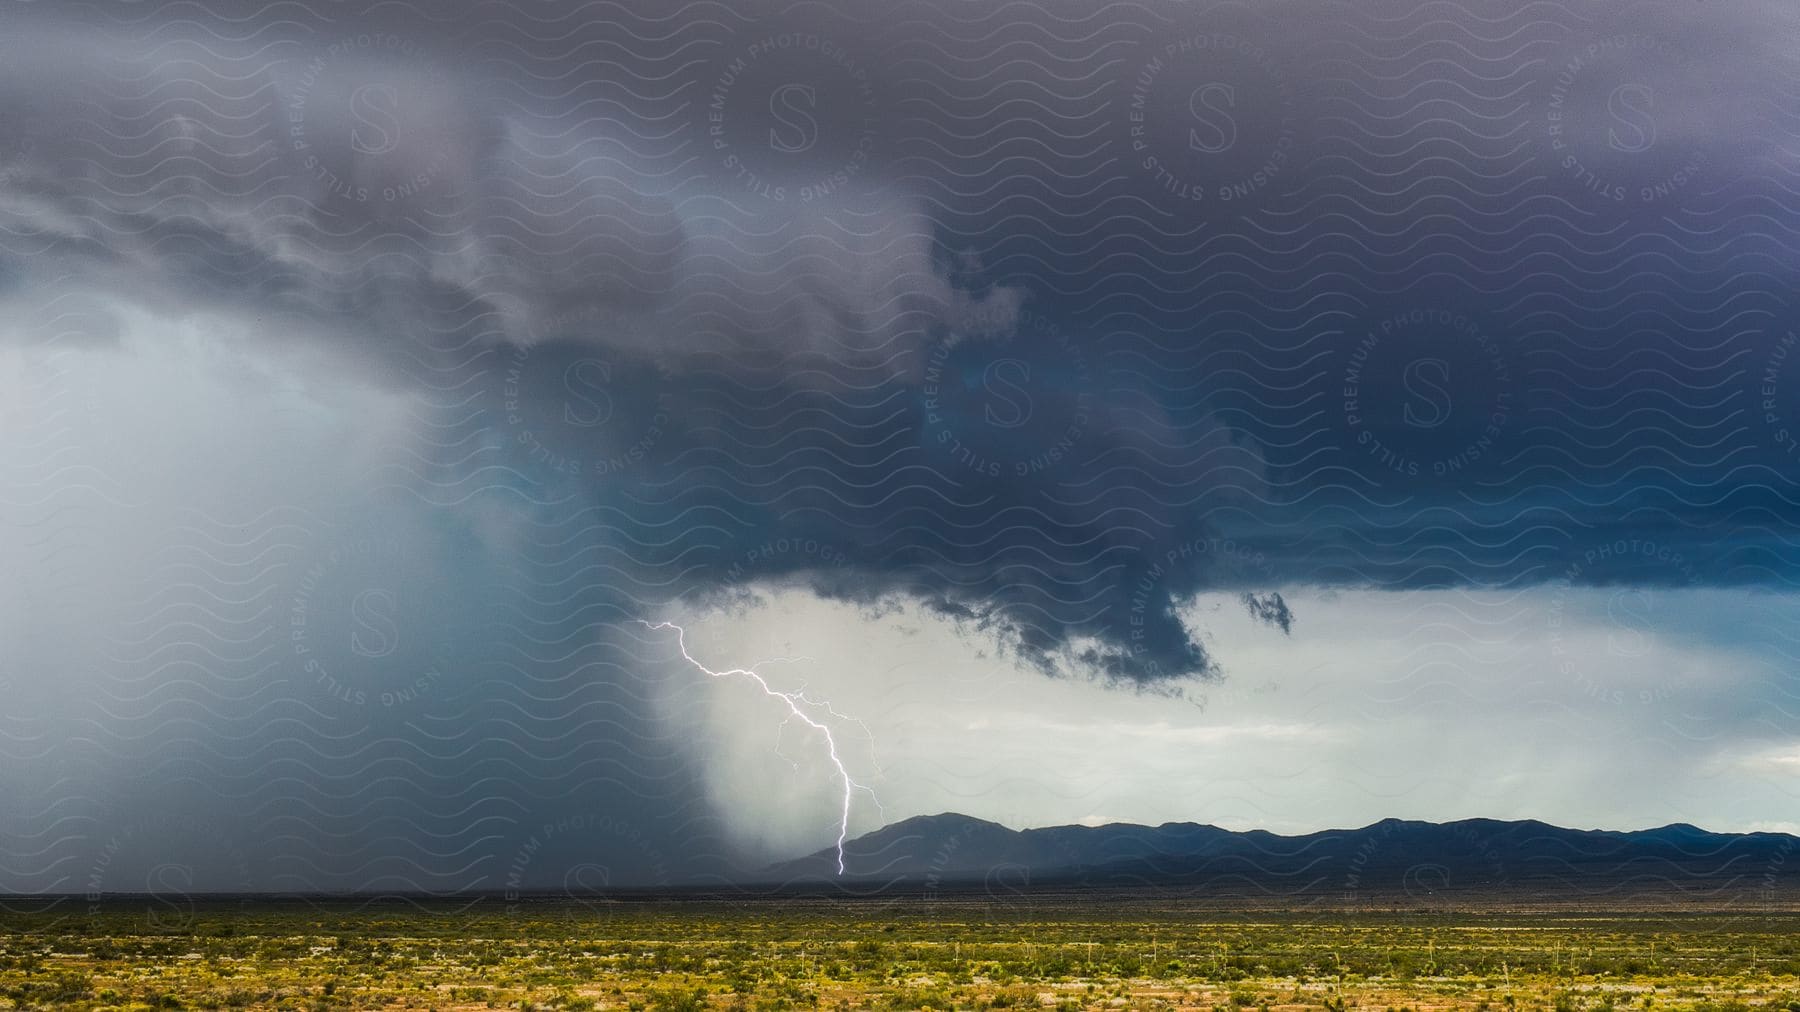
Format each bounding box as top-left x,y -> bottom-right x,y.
0,0 -> 1792,669
3,0 -> 1797,680
3,0 -> 1800,894
0,0 -> 1263,689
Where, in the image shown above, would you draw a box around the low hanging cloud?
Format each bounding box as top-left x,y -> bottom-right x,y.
2,0 -> 1799,895
0,6 -> 1282,692
4,0 -> 1797,692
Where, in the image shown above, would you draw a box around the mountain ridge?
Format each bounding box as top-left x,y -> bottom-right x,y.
761,813 -> 1800,901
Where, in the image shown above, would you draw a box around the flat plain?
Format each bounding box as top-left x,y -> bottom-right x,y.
4,894 -> 1799,1012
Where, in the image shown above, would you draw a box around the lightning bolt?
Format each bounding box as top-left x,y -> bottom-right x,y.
635,619 -> 877,876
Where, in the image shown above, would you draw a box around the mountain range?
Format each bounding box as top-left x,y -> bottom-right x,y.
761,813 -> 1800,906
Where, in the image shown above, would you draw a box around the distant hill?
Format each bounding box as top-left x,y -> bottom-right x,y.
762,813 -> 1800,906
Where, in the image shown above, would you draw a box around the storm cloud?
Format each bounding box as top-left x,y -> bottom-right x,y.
2,0 -> 1800,894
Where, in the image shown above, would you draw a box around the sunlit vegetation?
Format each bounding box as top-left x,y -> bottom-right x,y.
3,899 -> 1798,1011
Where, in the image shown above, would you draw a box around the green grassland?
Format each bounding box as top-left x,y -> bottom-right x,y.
3,897 -> 1799,1012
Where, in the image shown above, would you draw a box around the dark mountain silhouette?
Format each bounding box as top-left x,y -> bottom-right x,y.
762,813 -> 1800,905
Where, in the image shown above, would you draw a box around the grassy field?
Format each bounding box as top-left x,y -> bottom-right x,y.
3,896 -> 1799,1012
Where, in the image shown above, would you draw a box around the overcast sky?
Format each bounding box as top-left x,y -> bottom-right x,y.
2,0 -> 1799,897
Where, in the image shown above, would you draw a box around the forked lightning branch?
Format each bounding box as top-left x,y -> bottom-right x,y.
636,620 -> 878,875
